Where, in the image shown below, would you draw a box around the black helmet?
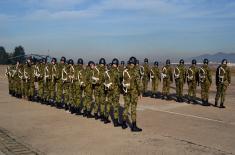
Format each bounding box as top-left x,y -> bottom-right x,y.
192,59 -> 197,65
144,58 -> 148,63
203,58 -> 209,64
179,59 -> 184,64
51,57 -> 57,63
121,61 -> 125,65
88,61 -> 95,66
166,59 -> 170,65
112,58 -> 119,66
41,58 -> 47,63
60,56 -> 66,62
221,59 -> 228,65
136,59 -> 139,65
77,58 -> 83,65
99,58 -> 106,65
68,59 -> 74,65
129,56 -> 136,65
154,61 -> 159,66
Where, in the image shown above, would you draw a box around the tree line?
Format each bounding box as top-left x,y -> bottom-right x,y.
0,46 -> 26,65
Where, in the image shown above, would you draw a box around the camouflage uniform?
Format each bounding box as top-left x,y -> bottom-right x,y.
83,62 -> 95,118
105,58 -> 121,125
37,60 -> 45,102
174,59 -> 186,102
62,64 -> 70,109
94,59 -> 106,119
55,57 -> 66,107
199,59 -> 212,106
122,57 -> 143,132
187,60 -> 199,103
74,59 -> 85,114
143,58 -> 150,96
5,65 -> 13,95
49,58 -> 57,105
43,63 -> 51,103
215,59 -> 231,108
161,60 -> 173,100
23,59 -> 34,101
150,61 -> 161,97
68,59 -> 76,112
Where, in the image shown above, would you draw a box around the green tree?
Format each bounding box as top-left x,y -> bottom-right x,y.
0,46 -> 9,64
12,45 -> 26,64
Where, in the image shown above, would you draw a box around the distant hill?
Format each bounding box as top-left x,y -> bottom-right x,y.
187,52 -> 235,63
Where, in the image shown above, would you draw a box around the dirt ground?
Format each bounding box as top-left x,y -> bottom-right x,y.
0,65 -> 235,155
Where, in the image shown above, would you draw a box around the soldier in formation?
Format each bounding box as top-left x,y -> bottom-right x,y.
7,56 -> 232,133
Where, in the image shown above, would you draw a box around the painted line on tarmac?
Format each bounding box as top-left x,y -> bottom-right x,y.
137,103 -> 232,125
155,109 -> 225,124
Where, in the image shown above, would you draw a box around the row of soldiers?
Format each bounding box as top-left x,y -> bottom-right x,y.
5,56 -> 231,131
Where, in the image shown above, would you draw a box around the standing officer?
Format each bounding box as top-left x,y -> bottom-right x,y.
56,57 -> 66,108
215,59 -> 231,108
150,61 -> 161,98
199,58 -> 212,106
49,58 -> 57,106
143,58 -> 150,97
67,59 -> 76,113
161,59 -> 173,100
74,58 -> 85,115
187,59 -> 199,104
24,57 -> 34,101
174,59 -> 186,102
122,57 -> 143,132
83,61 -> 96,118
42,58 -> 51,104
94,58 -> 106,120
37,58 -> 46,103
104,58 -> 122,126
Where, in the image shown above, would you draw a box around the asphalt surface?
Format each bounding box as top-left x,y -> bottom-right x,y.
0,66 -> 234,155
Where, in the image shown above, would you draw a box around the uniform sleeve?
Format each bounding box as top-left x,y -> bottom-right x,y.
208,68 -> 212,84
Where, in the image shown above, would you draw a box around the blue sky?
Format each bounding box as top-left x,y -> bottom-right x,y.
0,0 -> 235,62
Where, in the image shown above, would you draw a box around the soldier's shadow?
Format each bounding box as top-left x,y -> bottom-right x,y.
168,93 -> 211,106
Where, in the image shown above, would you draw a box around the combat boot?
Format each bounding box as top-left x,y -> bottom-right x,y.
100,114 -> 105,122
83,109 -> 87,117
76,107 -> 82,115
122,121 -> 128,129
94,113 -> 100,120
113,119 -> 121,127
131,122 -> 142,132
219,103 -> 225,108
104,116 -> 111,124
176,97 -> 180,102
215,101 -> 218,107
87,111 -> 94,118
206,99 -> 210,106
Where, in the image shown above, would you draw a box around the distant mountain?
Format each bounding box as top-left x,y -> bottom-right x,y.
187,52 -> 235,63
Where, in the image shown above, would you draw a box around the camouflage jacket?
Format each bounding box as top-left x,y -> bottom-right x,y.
199,64 -> 212,84
150,66 -> 161,80
161,65 -> 173,82
216,64 -> 231,86
174,64 -> 186,82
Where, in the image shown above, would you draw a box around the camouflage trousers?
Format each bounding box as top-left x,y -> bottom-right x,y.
215,83 -> 228,103
94,86 -> 105,115
38,81 -> 44,99
188,81 -> 197,99
143,76 -> 149,93
175,79 -> 184,98
69,82 -> 76,105
56,81 -> 63,103
49,81 -> 56,100
151,79 -> 159,94
106,89 -> 120,119
201,82 -> 210,101
123,91 -> 138,122
63,82 -> 70,104
24,81 -> 34,97
75,83 -> 83,108
83,86 -> 93,112
43,80 -> 51,100
162,78 -> 171,96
